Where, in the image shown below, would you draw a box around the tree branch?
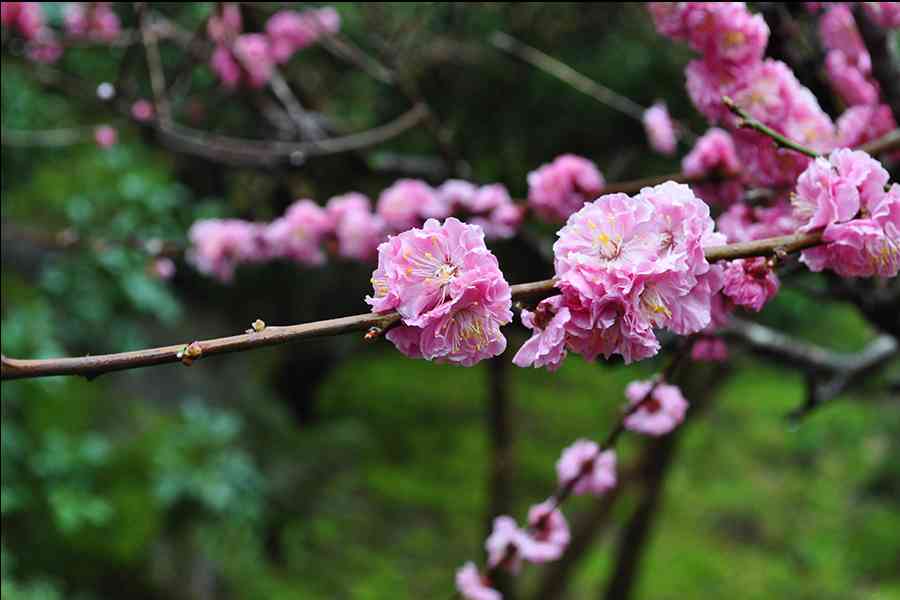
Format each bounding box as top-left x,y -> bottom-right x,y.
1,230 -> 832,381
725,319 -> 898,419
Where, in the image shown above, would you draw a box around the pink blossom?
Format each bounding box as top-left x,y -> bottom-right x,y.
26,34 -> 63,63
556,439 -> 617,496
187,219 -> 266,282
717,201 -> 799,243
65,3 -> 121,42
151,257 -> 176,280
683,128 -> 744,205
523,499 -> 570,563
207,3 -> 242,44
623,380 -> 688,436
646,2 -> 693,40
722,257 -> 779,312
436,179 -> 478,213
326,193 -> 385,262
2,2 -> 44,40
131,99 -> 155,122
455,563 -> 500,600
266,7 -> 340,64
691,336 -> 729,362
686,3 -> 769,69
233,34 -> 274,88
485,516 -> 530,574
513,295 -> 570,371
376,179 -> 447,232
729,60 -> 804,128
685,59 -> 749,123
792,149 -> 889,231
734,130 -> 813,188
643,102 -> 678,155
527,154 -> 605,222
369,218 -> 511,366
825,50 -> 879,107
802,183 -> 899,278
864,2 -> 900,28
264,199 -> 332,266
552,183 -> 725,363
210,45 -> 241,89
819,5 -> 868,63
836,104 -> 897,150
94,125 -> 117,148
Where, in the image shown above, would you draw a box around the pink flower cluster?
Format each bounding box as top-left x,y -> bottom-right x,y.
682,128 -> 744,205
208,5 -> 339,89
863,2 -> 900,28
367,218 -> 512,366
515,182 -> 726,369
650,3 -> 837,187
643,102 -> 678,155
795,150 -> 898,278
527,154 -> 605,222
377,179 -> 523,238
93,125 -> 118,149
64,2 -> 121,42
818,5 -> 881,107
2,2 -> 62,63
623,380 -> 688,436
187,194 -> 386,281
456,440 -> 615,599
722,257 -> 779,312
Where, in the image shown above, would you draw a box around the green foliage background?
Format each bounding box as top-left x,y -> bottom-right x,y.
2,3 -> 898,599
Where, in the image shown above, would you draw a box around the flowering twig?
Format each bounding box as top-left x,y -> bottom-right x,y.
0,230 -> 827,382
722,96 -> 819,159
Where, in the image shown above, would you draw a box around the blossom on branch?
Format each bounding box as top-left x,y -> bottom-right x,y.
643,101 -> 678,155
722,257 -> 779,312
368,218 -> 512,366
623,380 -> 689,436
523,499 -> 571,563
527,154 -> 605,223
556,439 -> 617,496
455,563 -> 500,600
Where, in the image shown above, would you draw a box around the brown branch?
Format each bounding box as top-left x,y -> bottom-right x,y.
491,31 -> 697,141
137,3 -> 171,123
1,230 -> 833,382
725,319 -> 898,420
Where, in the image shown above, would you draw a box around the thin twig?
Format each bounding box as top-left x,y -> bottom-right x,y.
723,96 -> 820,158
491,31 -> 697,141
137,3 -> 171,123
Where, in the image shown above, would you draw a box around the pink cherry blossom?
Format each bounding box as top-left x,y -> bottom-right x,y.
523,499 -> 570,563
819,5 -> 868,63
266,7 -> 340,64
527,154 -> 605,222
65,3 -> 121,42
556,440 -> 617,496
682,128 -> 745,205
210,45 -> 242,89
455,563 -> 500,600
264,199 -> 332,266
26,34 -> 63,63
513,295 -> 570,372
325,192 -> 385,262
376,179 -> 448,232
643,102 -> 678,155
369,218 -> 511,366
2,2 -> 44,40
94,125 -> 117,148
686,3 -> 769,69
691,336 -> 729,362
233,34 -> 274,88
552,183 -> 725,363
623,380 -> 688,436
207,3 -> 242,44
436,179 -> 478,213
825,50 -> 879,107
802,184 -> 899,278
717,201 -> 799,243
864,2 -> 900,28
151,257 -> 176,280
792,149 -> 889,231
722,257 -> 779,312
131,99 -> 155,122
485,516 -> 530,574
836,104 -> 897,150
187,219 -> 266,282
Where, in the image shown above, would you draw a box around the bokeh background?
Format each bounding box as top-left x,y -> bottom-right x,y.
2,3 -> 899,599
